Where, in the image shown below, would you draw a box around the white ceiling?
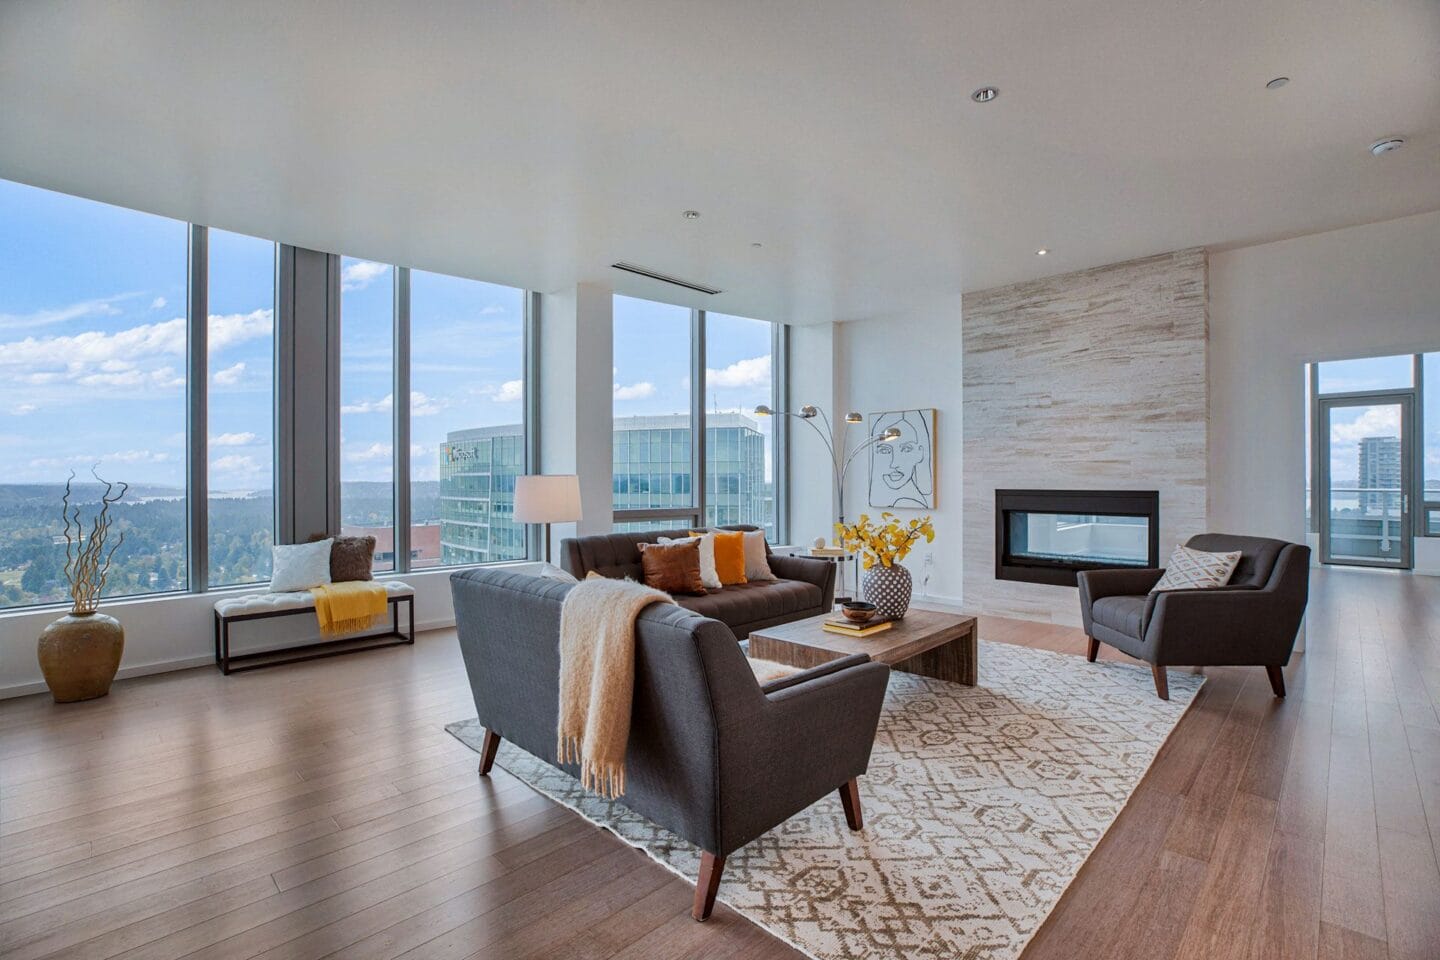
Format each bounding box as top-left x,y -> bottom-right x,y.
1,0 -> 1437,325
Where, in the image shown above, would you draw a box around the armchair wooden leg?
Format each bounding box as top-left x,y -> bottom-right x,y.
1086,637 -> 1099,662
478,729 -> 501,776
692,851 -> 725,921
838,778 -> 863,831
1265,665 -> 1286,698
1151,663 -> 1170,701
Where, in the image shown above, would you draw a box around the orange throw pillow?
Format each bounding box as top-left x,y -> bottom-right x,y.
637,540 -> 707,596
707,530 -> 748,585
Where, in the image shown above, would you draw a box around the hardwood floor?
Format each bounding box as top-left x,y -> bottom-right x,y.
1,566 -> 1437,959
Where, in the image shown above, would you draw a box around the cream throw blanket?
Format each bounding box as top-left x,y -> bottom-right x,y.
557,575 -> 674,799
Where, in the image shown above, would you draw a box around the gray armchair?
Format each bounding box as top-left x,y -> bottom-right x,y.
1077,534 -> 1310,700
450,567 -> 890,920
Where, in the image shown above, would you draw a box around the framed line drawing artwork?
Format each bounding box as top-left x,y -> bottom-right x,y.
868,409 -> 937,509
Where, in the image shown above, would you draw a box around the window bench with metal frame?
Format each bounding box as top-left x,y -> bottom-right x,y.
211,581 -> 416,674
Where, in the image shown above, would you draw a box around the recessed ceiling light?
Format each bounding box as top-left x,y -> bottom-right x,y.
1369,138 -> 1405,157
750,242 -> 763,248
682,210 -> 701,220
1265,76 -> 1289,90
1036,248 -> 1049,256
971,87 -> 998,103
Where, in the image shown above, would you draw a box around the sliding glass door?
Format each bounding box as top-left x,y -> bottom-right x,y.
1317,393 -> 1414,568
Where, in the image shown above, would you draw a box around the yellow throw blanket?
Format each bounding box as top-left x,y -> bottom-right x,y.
557,575 -> 674,799
312,581 -> 389,637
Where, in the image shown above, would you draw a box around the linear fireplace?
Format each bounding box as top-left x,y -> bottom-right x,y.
995,489 -> 1160,586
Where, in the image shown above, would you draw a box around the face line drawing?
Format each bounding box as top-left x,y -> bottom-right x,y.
868,410 -> 934,508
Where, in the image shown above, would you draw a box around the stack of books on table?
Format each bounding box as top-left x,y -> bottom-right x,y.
822,616 -> 893,638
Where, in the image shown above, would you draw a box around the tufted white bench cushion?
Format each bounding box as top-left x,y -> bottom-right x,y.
214,580 -> 415,619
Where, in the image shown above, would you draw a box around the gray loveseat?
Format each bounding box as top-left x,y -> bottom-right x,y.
1077,533 -> 1311,700
450,567 -> 889,920
560,525 -> 835,640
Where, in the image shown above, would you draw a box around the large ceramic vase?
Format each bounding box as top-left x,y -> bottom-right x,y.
38,612 -> 124,703
864,563 -> 913,620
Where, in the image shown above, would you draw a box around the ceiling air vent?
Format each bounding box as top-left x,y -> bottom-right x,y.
611,262 -> 722,296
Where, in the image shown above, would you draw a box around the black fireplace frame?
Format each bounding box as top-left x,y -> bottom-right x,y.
995,489 -> 1160,587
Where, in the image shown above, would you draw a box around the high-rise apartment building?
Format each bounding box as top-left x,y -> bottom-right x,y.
1358,435 -> 1402,513
438,413 -> 772,562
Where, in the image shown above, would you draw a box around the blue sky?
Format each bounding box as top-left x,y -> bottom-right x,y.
0,178 -> 777,492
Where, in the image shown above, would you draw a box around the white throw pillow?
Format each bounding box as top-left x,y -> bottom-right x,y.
536,562 -> 578,583
270,539 -> 334,593
1150,544 -> 1242,593
660,535 -> 721,590
741,530 -> 777,581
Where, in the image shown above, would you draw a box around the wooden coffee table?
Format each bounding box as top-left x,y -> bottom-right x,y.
749,609 -> 978,685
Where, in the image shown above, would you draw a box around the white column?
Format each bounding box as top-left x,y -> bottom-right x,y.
540,282 -> 614,552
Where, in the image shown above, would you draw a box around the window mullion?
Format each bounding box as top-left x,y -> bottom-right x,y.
393,267 -> 412,572
773,322 -> 790,543
692,309 -> 706,525
187,224 -> 209,593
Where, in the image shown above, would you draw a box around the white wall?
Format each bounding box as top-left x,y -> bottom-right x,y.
834,297 -> 964,603
1209,211 -> 1440,560
787,322 -> 844,547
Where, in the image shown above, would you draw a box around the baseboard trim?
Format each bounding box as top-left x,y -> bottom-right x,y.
0,615 -> 458,700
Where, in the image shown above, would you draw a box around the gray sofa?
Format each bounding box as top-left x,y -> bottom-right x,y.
560,525 -> 835,640
1077,533 -> 1311,700
450,567 -> 889,920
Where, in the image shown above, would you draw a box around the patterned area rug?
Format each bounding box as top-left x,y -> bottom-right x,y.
445,640 -> 1203,960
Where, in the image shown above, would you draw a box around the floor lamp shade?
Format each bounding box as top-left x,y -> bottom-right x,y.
514,475 -> 582,562
514,475 -> 583,523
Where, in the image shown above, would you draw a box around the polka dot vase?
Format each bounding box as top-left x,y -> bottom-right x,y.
863,563 -> 912,620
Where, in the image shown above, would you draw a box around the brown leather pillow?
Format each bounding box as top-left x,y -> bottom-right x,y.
637,539 -> 707,596
329,535 -> 376,582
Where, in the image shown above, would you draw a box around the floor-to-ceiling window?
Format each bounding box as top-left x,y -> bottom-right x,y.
611,295 -> 786,539
0,179 -> 189,609
411,271 -> 527,567
206,229 -> 276,586
338,258 -> 397,571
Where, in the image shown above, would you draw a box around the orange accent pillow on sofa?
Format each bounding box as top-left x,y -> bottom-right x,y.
700,529 -> 748,585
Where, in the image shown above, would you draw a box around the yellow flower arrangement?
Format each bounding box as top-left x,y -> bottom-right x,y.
834,513 -> 935,570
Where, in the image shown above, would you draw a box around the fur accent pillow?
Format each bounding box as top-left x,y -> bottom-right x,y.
663,534 -> 721,589
329,535 -> 376,582
1150,544 -> 1242,593
270,539 -> 333,593
637,539 -> 708,595
740,530 -> 777,581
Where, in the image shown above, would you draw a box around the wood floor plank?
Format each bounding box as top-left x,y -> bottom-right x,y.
0,566 -> 1432,960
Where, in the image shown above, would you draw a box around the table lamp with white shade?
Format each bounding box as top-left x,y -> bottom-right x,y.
514,474 -> 582,564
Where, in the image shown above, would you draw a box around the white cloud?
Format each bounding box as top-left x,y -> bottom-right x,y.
0,309 -> 268,394
213,361 -> 246,386
211,432 -> 258,447
0,294 -> 130,330
613,381 -> 656,401
210,454 -> 259,473
345,442 -> 393,463
29,449 -> 173,470
10,403 -> 37,416
706,355 -> 771,389
151,296 -> 167,310
479,305 -> 506,316
341,260 -> 388,292
488,379 -> 524,403
1329,406 -> 1401,444
340,391 -> 443,416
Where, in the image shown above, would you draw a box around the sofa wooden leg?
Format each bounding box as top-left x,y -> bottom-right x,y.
692,851 -> 725,921
1265,665 -> 1286,699
838,778 -> 863,831
1151,663 -> 1169,701
478,729 -> 501,776
1086,637 -> 1099,663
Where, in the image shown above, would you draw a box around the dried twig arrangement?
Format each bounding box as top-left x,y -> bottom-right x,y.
61,467 -> 128,615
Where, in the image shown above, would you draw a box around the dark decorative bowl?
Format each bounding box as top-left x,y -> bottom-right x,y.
841,601 -> 877,624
